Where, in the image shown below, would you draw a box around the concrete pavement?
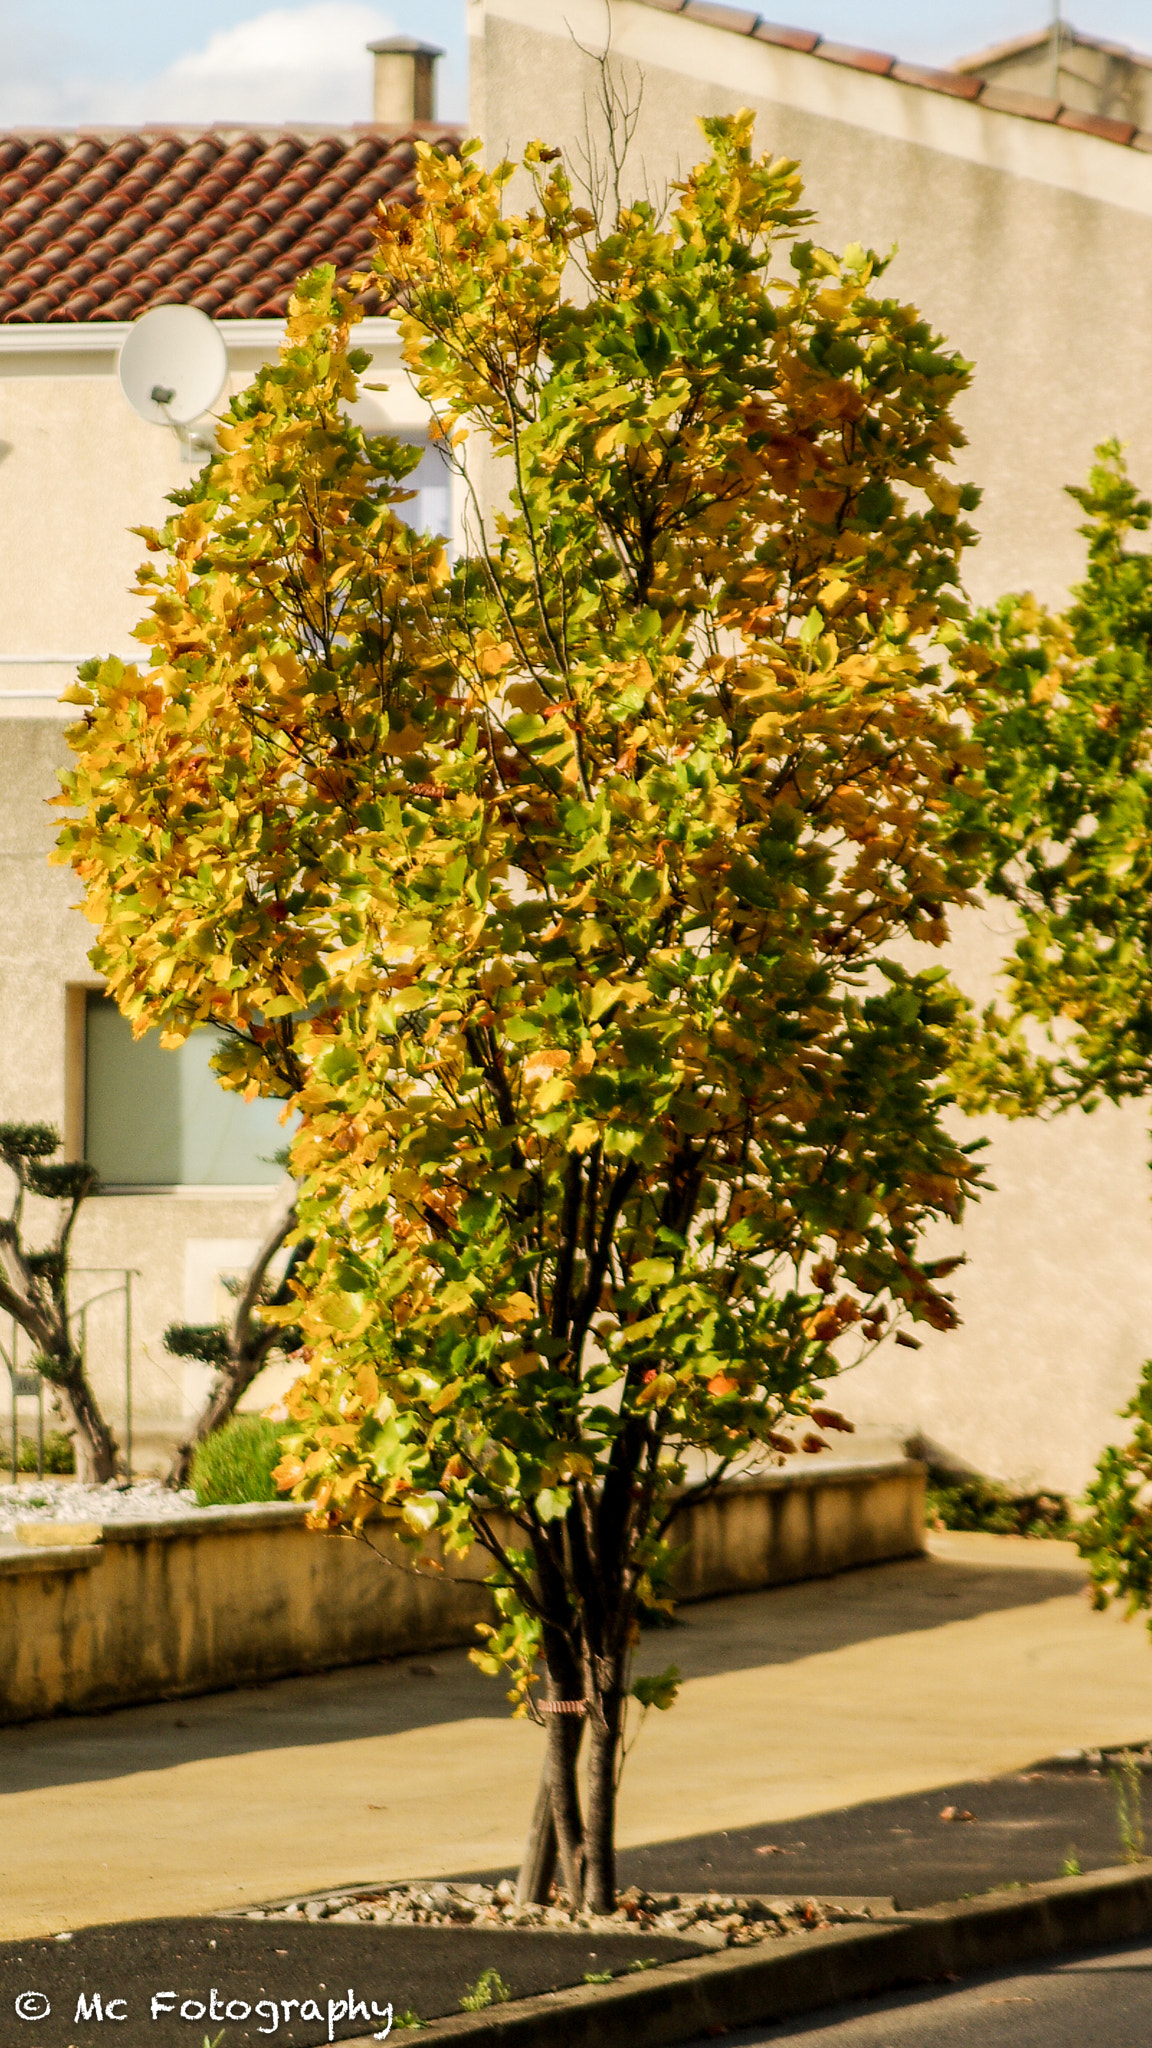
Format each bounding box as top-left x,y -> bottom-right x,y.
4,1532 -> 1152,1940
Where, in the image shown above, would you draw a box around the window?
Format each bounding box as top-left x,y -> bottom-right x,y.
342,403 -> 454,546
401,437 -> 452,542
83,993 -> 290,1190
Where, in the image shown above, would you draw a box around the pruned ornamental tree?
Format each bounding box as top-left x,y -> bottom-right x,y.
163,1192 -> 312,1488
57,116 -> 984,1909
953,445 -> 1152,1616
0,1124 -> 119,1481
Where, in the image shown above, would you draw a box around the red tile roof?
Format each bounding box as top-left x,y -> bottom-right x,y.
645,2 -> 1152,152
0,123 -> 463,324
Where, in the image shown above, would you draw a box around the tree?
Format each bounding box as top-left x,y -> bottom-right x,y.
163,1192 -> 312,1489
953,446 -> 1152,1616
0,1124 -> 119,1482
1078,1362 -> 1152,1630
56,116 -> 984,1910
952,442 -> 1152,1121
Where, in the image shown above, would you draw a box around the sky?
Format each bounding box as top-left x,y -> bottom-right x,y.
0,1 -> 1150,129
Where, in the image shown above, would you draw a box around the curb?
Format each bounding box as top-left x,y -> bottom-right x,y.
345,1863 -> 1152,2048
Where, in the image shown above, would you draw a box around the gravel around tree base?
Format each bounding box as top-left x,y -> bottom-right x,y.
238,1877 -> 887,1947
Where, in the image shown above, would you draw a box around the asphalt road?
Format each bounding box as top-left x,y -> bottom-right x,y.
707,1938 -> 1152,2045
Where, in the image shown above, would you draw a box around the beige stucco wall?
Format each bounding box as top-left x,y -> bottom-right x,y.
0,325 -> 432,1473
470,0 -> 1152,1495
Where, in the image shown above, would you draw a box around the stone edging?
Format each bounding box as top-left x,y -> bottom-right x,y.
345,1864 -> 1152,2048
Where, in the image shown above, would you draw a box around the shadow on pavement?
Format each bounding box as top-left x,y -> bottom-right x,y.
0,1917 -> 703,2048
609,1764 -> 1151,1908
0,1548 -> 1085,1797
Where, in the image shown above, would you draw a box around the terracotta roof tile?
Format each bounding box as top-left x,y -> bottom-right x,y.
751,21 -> 820,52
814,41 -> 894,75
682,1 -> 758,30
889,62 -> 983,101
1056,107 -> 1138,145
0,122 -> 462,323
977,83 -> 1061,121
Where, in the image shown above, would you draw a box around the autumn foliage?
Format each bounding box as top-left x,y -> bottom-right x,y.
58,116 -> 983,1908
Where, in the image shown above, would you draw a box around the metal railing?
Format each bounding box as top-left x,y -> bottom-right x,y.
1,1267 -> 138,1484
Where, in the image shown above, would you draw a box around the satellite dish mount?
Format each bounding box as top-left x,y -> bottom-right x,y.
117,307 -> 228,463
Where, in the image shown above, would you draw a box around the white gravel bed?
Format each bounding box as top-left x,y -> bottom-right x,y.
0,1477 -> 198,1536
239,1879 -> 883,1947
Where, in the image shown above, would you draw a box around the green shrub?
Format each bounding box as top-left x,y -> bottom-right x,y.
188,1416 -> 287,1506
926,1465 -> 1074,1540
16,1430 -> 75,1475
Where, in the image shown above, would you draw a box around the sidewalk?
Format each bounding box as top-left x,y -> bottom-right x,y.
3,1533 -> 1151,1941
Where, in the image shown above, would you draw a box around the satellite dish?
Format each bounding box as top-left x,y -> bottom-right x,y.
118,307 -> 227,428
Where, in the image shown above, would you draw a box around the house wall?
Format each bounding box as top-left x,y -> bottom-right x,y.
963,40 -> 1152,131
0,323 -> 435,1475
471,0 -> 1152,1494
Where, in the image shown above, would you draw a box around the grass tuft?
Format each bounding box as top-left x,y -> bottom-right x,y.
460,1970 -> 511,2012
189,1416 -> 287,1506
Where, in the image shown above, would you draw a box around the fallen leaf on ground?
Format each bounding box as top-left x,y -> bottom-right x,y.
940,1806 -> 975,1822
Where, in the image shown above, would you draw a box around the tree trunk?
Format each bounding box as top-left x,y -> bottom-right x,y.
545,1705 -> 587,1906
166,1350 -> 266,1489
56,1364 -> 121,1484
516,1764 -> 558,1907
582,1688 -> 622,1916
517,1707 -> 587,1905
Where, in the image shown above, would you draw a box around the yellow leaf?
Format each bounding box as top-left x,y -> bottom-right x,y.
569,1118 -> 601,1151
495,1291 -> 536,1326
502,1350 -> 541,1380
382,723 -> 425,757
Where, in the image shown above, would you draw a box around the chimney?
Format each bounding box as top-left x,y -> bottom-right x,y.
367,37 -> 444,125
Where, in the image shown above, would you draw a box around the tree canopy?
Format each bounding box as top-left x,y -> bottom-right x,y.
57,114 -> 984,1908
954,444 -> 1152,1116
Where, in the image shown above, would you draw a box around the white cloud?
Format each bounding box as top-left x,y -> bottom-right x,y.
0,2 -> 401,127
137,3 -> 398,123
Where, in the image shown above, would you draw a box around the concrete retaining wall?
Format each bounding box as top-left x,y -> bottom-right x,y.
0,1457 -> 924,1725
670,1457 -> 926,1600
